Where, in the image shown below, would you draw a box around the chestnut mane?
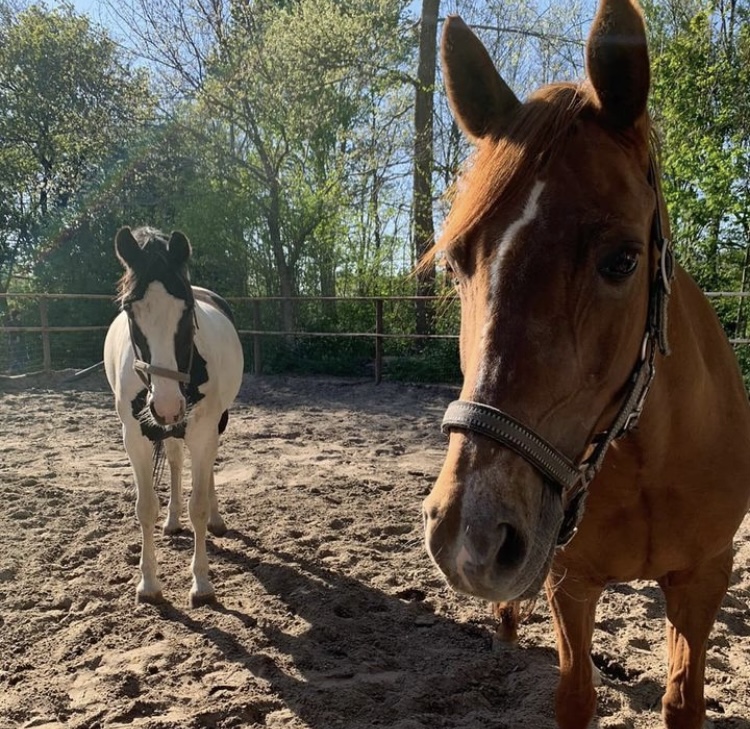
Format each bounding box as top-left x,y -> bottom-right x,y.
430,82 -> 594,261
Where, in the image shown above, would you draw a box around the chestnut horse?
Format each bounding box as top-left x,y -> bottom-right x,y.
422,2 -> 750,728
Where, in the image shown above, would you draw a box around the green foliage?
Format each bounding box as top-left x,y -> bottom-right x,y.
0,3 -> 153,293
193,0 -> 415,307
5,0 -> 750,385
646,0 -> 750,303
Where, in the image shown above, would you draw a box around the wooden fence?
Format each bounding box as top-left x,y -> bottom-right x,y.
0,293 -> 458,383
2,291 -> 750,383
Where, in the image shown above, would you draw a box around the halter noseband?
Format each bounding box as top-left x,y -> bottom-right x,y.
132,359 -> 192,384
441,156 -> 674,547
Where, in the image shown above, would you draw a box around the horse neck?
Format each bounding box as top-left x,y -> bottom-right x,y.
641,265 -> 750,444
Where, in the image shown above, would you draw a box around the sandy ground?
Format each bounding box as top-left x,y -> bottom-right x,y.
0,374 -> 748,729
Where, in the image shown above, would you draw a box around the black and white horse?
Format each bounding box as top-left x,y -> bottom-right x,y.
104,226 -> 244,606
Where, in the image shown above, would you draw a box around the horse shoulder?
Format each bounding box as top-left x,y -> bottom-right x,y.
193,301 -> 244,408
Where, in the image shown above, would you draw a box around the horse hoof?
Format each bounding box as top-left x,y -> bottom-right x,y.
163,522 -> 182,536
136,589 -> 164,605
190,590 -> 217,608
492,601 -> 520,643
207,520 -> 227,537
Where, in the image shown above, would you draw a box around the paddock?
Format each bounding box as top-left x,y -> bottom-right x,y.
1,375 -> 748,729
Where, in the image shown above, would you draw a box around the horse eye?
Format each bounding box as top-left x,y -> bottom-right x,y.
445,262 -> 460,287
599,249 -> 639,281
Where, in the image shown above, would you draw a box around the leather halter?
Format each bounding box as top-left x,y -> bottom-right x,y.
125,303 -> 197,389
441,156 -> 674,547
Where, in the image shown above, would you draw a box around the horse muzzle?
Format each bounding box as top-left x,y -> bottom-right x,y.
424,514 -> 535,602
148,393 -> 187,426
423,436 -> 564,603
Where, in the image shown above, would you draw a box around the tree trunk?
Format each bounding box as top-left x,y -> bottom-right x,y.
735,220 -> 750,339
412,0 -> 439,339
267,177 -> 295,334
252,116 -> 296,334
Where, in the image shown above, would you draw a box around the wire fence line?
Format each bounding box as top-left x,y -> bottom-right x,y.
2,291 -> 750,381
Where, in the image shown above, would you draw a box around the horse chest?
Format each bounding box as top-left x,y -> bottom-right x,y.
575,468 -> 737,582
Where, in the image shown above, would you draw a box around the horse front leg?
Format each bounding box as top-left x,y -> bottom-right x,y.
658,547 -> 733,729
546,571 -> 603,729
123,426 -> 163,603
163,438 -> 184,535
492,600 -> 521,643
207,470 -> 227,537
187,428 -> 220,607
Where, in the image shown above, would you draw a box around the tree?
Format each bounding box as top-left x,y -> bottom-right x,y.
413,0 -> 439,338
107,0 -> 413,332
430,2 -> 591,287
645,0 -> 750,335
0,3 -> 153,293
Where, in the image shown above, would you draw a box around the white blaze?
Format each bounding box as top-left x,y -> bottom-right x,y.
477,180 -> 546,390
490,180 -> 546,296
132,281 -> 187,422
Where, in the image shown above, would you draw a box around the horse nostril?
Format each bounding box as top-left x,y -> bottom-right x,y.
423,504 -> 439,523
495,523 -> 526,571
148,401 -> 163,425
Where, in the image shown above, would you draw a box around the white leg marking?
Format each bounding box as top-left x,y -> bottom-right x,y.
124,427 -> 163,602
188,431 -> 220,606
207,470 -> 227,537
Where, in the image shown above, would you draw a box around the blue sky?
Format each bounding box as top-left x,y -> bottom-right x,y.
54,0 -> 109,26
63,0 -> 98,14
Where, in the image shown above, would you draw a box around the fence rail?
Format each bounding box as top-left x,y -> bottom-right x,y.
0,293 -> 461,382
3,291 -> 750,382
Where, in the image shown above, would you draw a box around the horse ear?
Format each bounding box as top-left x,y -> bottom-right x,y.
586,0 -> 650,129
441,15 -> 521,142
114,227 -> 141,268
168,231 -> 192,265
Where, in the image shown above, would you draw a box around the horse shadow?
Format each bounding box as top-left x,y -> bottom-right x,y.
156,530 -> 750,729
599,583 -> 750,728
158,528 -> 560,729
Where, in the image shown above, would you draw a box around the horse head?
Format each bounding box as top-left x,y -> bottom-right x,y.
423,0 -> 666,602
115,226 -> 196,428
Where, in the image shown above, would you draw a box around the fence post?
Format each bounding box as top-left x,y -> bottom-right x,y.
375,298 -> 383,385
39,295 -> 52,373
252,299 -> 262,375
